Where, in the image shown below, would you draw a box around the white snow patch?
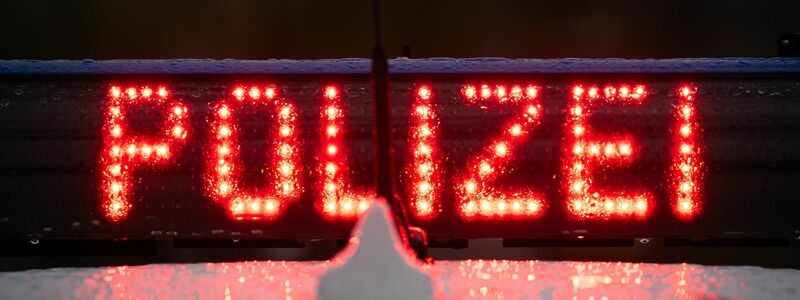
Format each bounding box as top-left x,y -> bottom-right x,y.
317,199 -> 433,300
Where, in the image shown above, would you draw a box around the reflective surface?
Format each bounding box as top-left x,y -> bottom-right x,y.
1,260 -> 799,299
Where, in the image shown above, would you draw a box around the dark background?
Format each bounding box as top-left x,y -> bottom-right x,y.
1,0 -> 799,59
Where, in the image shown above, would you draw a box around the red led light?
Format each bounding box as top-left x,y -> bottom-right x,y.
672,85 -> 702,220
319,85 -> 372,218
205,85 -> 300,220
101,86 -> 188,221
457,84 -> 546,219
407,85 -> 441,219
565,84 -> 651,220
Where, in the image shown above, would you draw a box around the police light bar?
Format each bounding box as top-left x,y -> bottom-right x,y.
0,58 -> 798,241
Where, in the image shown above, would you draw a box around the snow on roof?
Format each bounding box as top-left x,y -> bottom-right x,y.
0,58 -> 799,74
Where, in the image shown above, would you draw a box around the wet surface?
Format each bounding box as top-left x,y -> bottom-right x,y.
1,260 -> 799,299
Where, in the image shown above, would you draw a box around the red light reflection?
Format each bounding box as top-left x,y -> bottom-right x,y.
45,260 -> 785,299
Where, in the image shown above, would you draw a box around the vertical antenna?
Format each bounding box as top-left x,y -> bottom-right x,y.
371,0 -> 428,259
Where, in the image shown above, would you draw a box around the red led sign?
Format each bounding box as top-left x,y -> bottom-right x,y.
100,83 -> 703,222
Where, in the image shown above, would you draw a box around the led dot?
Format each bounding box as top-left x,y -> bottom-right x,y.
463,85 -> 477,100
619,143 -> 632,156
588,87 -> 599,98
480,201 -> 491,213
141,88 -> 153,98
572,106 -> 583,116
510,124 -> 522,136
680,144 -> 693,154
233,88 -> 245,99
218,126 -> 232,138
604,144 -> 616,157
527,201 -> 539,213
464,201 -> 477,213
280,106 -> 293,119
417,86 -> 431,100
325,86 -> 338,100
418,182 -> 431,194
325,183 -> 337,193
257,87 -> 273,100
479,161 -> 493,176
110,145 -> 121,157
279,125 -> 292,137
526,105 -> 538,116
265,200 -> 278,213
495,86 -> 507,99
510,85 -> 523,99
636,199 -> 647,212
480,85 -> 492,99
218,182 -> 231,194
681,106 -> 692,118
573,162 -> 584,172
218,144 -> 231,155
231,201 -> 243,213
358,200 -> 370,212
248,87 -> 261,99
157,87 -> 168,98
497,200 -> 507,212
172,126 -> 185,139
126,145 -> 137,156
218,106 -> 231,119
418,163 -> 431,174
172,106 -> 184,116
680,163 -> 691,173
126,88 -> 137,99
327,144 -> 338,156
511,201 -> 522,212
680,200 -> 692,212
109,164 -> 122,176
250,201 -> 261,213
110,87 -> 121,98
681,87 -> 692,97
573,144 -> 584,155
590,144 -> 600,155
325,106 -> 338,119
110,125 -> 122,138
342,200 -> 354,213
418,144 -> 431,155
280,144 -> 292,156
680,181 -> 692,193
573,86 -> 584,97
110,182 -> 122,193
141,145 -> 153,156
680,125 -> 691,137
280,163 -> 293,175
464,180 -> 477,194
573,125 -> 584,137
218,164 -> 230,175
419,125 -> 432,137
525,85 -> 538,99
571,181 -> 584,193
325,163 -> 337,175
619,86 -> 631,98
109,106 -> 121,116
417,201 -> 431,212
326,125 -> 338,137
494,143 -> 508,157
415,105 -> 431,118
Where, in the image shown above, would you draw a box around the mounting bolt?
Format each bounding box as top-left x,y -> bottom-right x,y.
638,238 -> 651,244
